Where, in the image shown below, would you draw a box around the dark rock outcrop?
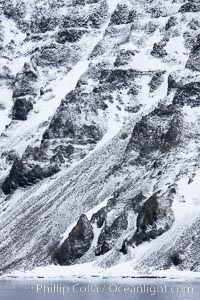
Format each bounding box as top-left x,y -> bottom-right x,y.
171,252 -> 185,266
173,82 -> 200,107
56,29 -> 87,44
132,193 -> 159,245
148,7 -> 167,18
151,41 -> 167,58
11,62 -> 38,120
54,215 -> 94,265
2,150 -> 19,164
31,15 -> 59,34
34,44 -> 74,67
42,92 -> 103,144
127,104 -> 183,158
167,73 -> 179,94
12,63 -> 38,99
2,158 -> 59,195
149,71 -> 165,93
61,0 -> 108,29
114,49 -> 135,67
91,207 -> 107,228
110,4 -> 136,25
90,193 -> 119,228
120,239 -> 128,255
95,211 -> 128,256
179,2 -> 200,13
99,69 -> 140,89
12,98 -> 33,121
186,34 -> 200,71
3,0 -> 26,24
129,191 -> 173,246
165,16 -> 177,31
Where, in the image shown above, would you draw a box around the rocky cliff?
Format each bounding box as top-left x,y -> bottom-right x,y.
1,0 -> 200,275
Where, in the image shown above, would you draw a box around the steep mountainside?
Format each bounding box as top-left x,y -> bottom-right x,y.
1,0 -> 200,275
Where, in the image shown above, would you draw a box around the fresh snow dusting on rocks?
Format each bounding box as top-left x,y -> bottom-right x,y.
1,0 -> 200,278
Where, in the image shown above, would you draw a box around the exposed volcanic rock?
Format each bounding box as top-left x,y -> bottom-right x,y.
95,211 -> 128,256
127,104 -> 183,159
12,63 -> 38,99
110,3 -> 136,25
2,157 -> 59,195
34,44 -> 73,67
129,191 -> 174,246
0,0 -> 111,195
11,62 -> 38,120
149,71 -> 166,93
114,49 -> 136,67
171,252 -> 185,266
186,34 -> 200,71
173,82 -> 200,107
56,29 -> 87,44
63,0 -> 108,29
179,1 -> 200,13
151,41 -> 167,58
2,61 -> 161,194
167,73 -> 180,95
165,16 -> 177,31
54,215 -> 94,265
90,192 -> 146,257
12,98 -> 33,121
90,193 -> 119,227
42,92 -> 104,144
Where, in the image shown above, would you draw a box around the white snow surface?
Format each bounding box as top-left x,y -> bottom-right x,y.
172,174 -> 200,221
3,262 -> 200,280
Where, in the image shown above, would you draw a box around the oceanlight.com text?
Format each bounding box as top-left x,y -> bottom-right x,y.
36,282 -> 194,296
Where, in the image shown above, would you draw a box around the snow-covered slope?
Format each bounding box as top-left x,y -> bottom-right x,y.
1,0 -> 200,276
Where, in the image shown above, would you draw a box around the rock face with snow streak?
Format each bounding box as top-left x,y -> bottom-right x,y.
130,191 -> 174,246
186,34 -> 200,71
1,0 -> 200,276
54,214 -> 94,265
